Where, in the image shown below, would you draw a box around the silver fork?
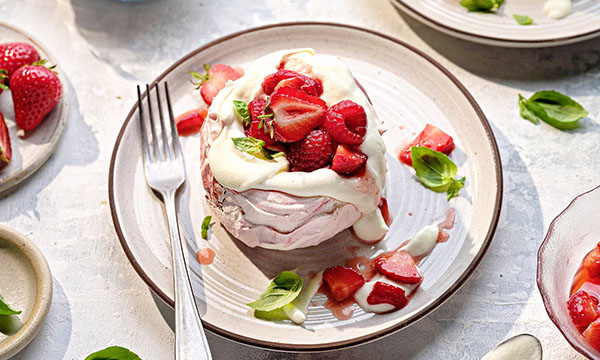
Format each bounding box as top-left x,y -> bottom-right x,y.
137,82 -> 212,360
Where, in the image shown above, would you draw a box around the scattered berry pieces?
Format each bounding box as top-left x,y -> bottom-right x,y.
322,100 -> 367,146
194,64 -> 244,105
288,129 -> 333,172
399,124 -> 455,166
323,265 -> 366,302
568,290 -> 600,333
374,251 -> 422,285
584,321 -> 600,351
0,112 -> 11,170
10,64 -> 62,131
262,69 -> 323,97
270,86 -> 326,143
331,144 -> 367,175
0,42 -> 40,78
366,281 -> 408,309
176,109 -> 208,137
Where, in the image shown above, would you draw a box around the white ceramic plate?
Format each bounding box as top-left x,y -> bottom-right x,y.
392,0 -> 600,47
109,23 -> 502,350
0,23 -> 69,193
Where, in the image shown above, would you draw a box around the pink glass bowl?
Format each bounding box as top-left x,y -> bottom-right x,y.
538,185 -> 600,359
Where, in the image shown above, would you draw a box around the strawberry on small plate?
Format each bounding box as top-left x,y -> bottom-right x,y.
0,112 -> 10,169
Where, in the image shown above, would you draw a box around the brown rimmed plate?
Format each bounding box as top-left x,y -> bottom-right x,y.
108,22 -> 502,351
392,0 -> 600,48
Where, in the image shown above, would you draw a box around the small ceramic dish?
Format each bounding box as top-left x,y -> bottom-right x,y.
538,185 -> 600,359
0,225 -> 52,360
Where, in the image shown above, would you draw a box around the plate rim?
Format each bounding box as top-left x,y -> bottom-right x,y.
108,21 -> 503,351
391,0 -> 600,48
0,21 -> 70,193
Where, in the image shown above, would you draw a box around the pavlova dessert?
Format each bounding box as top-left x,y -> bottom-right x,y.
198,49 -> 389,250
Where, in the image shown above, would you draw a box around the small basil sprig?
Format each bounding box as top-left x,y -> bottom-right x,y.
190,64 -> 211,90
411,147 -> 465,201
232,137 -> 283,160
233,100 -> 251,126
518,91 -> 588,130
85,346 -> 142,360
201,216 -> 212,240
0,293 -> 21,316
248,271 -> 303,313
513,14 -> 533,25
459,0 -> 504,12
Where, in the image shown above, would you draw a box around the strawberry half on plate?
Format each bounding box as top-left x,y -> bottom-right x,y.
399,123 -> 455,166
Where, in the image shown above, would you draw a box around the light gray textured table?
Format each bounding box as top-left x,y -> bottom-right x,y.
1,0 -> 598,359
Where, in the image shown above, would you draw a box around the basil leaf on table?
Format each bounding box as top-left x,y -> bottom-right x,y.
459,0 -> 504,12
513,14 -> 533,25
85,346 -> 142,360
233,100 -> 251,126
410,146 -> 465,201
518,91 -> 588,130
518,94 -> 539,124
0,293 -> 21,316
248,271 -> 303,312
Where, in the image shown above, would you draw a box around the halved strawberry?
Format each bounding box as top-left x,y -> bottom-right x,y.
584,244 -> 600,279
175,109 -> 207,137
584,321 -> 600,351
323,266 -> 365,302
374,250 -> 422,285
270,86 -> 326,143
192,64 -> 244,105
399,124 -> 455,166
262,69 -> 322,97
331,144 -> 367,175
245,99 -> 277,148
568,290 -> 600,333
367,282 -> 408,309
0,112 -> 11,170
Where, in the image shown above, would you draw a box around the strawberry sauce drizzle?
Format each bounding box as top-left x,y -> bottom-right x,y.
196,248 -> 215,265
318,284 -> 355,321
345,256 -> 377,281
437,208 -> 456,243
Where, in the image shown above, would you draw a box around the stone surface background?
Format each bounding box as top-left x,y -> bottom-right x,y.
1,0 -> 598,358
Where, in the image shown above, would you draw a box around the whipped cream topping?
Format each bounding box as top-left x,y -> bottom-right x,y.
206,49 -> 388,241
543,0 -> 572,19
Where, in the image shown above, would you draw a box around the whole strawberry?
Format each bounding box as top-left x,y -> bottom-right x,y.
0,42 -> 40,77
0,112 -> 11,170
10,62 -> 62,131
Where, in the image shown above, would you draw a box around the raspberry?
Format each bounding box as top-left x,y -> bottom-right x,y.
322,100 -> 367,146
287,130 -> 333,172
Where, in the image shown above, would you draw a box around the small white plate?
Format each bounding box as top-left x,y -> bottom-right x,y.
0,225 -> 52,360
0,22 -> 69,193
392,0 -> 600,47
109,23 -> 502,350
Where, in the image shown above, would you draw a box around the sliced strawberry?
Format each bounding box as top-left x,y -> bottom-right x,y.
270,86 -> 326,143
247,99 -> 267,124
375,250 -> 422,285
399,124 -> 455,166
0,112 -> 11,170
322,100 -> 367,146
584,321 -> 600,351
379,197 -> 391,226
175,109 -> 207,137
331,144 -> 367,175
584,244 -> 600,279
288,129 -> 333,172
568,290 -> 600,333
262,69 -> 322,97
0,42 -> 40,78
195,64 -> 244,105
367,282 -> 408,309
323,265 -> 366,302
244,99 -> 277,148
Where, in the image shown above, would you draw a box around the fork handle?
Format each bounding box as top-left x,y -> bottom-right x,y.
163,191 -> 213,360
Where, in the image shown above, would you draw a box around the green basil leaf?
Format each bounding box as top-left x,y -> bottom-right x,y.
513,14 -> 533,25
233,100 -> 251,126
85,346 -> 142,360
201,216 -> 212,240
459,0 -> 504,12
411,147 -> 465,200
518,94 -> 539,124
521,90 -> 588,130
0,293 -> 21,316
248,271 -> 303,312
253,307 -> 290,321
232,137 -> 273,160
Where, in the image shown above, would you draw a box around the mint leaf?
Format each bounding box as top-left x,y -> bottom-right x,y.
85,346 -> 142,360
248,271 -> 302,312
519,91 -> 588,130
518,94 -> 539,124
0,293 -> 21,316
233,100 -> 251,126
201,216 -> 212,240
459,0 -> 504,12
232,137 -> 280,160
513,14 -> 533,25
411,146 -> 465,200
